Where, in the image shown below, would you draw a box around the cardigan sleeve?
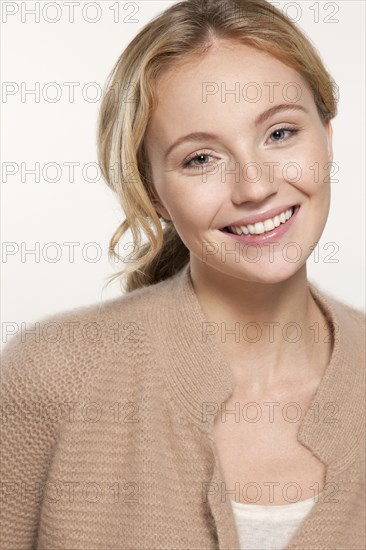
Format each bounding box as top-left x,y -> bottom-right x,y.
0,308 -> 106,550
0,330 -> 62,549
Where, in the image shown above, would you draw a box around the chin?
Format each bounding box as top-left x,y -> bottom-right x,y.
253,271 -> 300,285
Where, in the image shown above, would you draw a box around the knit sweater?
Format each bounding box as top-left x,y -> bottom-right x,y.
1,262 -> 365,550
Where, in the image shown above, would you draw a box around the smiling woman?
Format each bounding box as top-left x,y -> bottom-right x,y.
142,40 -> 334,289
1,1 -> 365,549
97,2 -> 338,293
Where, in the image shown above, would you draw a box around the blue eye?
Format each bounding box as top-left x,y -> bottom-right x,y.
182,152 -> 215,170
268,127 -> 299,143
182,127 -> 300,171
272,130 -> 286,140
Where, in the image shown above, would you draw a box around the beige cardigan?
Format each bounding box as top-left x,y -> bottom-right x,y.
1,263 -> 365,549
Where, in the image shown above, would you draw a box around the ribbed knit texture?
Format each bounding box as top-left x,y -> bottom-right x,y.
1,262 -> 365,549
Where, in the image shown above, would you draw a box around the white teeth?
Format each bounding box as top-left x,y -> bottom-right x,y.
263,219 -> 275,231
228,207 -> 295,236
254,222 -> 265,235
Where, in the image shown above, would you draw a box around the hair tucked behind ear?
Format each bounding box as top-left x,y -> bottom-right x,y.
97,0 -> 337,293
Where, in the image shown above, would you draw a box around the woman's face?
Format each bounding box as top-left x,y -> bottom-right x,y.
144,40 -> 333,284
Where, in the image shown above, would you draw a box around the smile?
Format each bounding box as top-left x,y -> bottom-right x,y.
225,207 -> 295,236
219,205 -> 301,245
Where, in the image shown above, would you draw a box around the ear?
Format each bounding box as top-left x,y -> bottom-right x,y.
324,118 -> 334,165
151,198 -> 172,222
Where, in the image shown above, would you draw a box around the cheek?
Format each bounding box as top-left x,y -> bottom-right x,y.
162,179 -> 225,228
279,140 -> 331,195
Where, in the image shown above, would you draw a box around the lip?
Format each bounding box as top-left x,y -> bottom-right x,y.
221,203 -> 299,228
218,205 -> 301,245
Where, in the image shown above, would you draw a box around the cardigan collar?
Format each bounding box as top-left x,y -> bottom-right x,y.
158,262 -> 364,470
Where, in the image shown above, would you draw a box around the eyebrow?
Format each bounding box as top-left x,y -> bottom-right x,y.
164,103 -> 308,160
255,103 -> 308,126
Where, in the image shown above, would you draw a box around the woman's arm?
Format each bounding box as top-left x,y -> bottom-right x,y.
0,306 -> 106,549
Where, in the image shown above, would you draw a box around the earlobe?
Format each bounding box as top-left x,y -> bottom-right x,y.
326,118 -> 334,164
148,183 -> 172,221
152,198 -> 172,222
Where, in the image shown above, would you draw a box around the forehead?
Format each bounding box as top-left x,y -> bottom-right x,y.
146,41 -> 313,138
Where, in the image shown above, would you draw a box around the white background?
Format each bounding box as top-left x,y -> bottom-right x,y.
1,0 -> 365,348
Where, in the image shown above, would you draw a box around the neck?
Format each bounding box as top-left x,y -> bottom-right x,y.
189,259 -> 331,394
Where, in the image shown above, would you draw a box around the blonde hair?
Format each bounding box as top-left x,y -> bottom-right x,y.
97,0 -> 337,293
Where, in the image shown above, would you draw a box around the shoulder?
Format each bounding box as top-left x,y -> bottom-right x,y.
0,277 -> 179,489
310,284 -> 366,365
325,290 -> 365,339
1,276 -> 176,403
310,282 -> 365,335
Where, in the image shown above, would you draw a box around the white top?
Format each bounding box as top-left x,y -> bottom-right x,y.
231,495 -> 319,550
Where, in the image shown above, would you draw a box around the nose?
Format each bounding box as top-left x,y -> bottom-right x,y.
229,157 -> 280,205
